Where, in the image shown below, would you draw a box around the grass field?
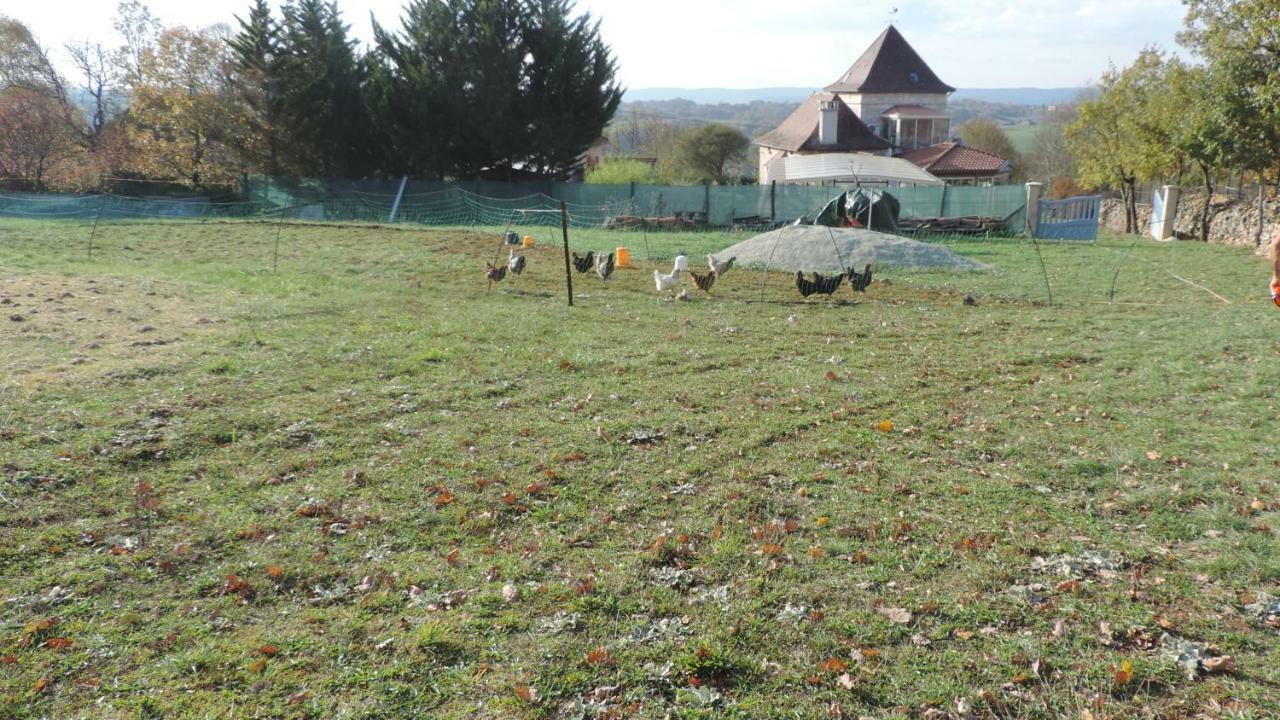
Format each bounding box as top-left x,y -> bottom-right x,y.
1001,124 -> 1046,157
2,218 -> 1279,719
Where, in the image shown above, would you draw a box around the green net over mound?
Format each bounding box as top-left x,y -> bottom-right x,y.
711,226 -> 992,274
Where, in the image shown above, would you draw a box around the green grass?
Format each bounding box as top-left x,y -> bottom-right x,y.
1002,124 -> 1046,156
2,218 -> 1280,718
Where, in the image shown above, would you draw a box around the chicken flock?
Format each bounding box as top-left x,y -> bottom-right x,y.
486,236 -> 874,301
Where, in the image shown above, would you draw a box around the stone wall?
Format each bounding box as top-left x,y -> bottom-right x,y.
1100,191 -> 1279,252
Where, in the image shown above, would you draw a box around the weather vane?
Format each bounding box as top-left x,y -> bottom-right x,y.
887,7 -> 898,25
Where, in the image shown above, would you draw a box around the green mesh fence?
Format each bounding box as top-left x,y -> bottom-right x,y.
0,179 -> 1027,238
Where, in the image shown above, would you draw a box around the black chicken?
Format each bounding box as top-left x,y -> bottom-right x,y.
845,264 -> 873,292
795,271 -> 843,298
572,251 -> 595,273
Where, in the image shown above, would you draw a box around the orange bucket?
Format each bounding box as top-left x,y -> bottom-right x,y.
616,247 -> 631,268
522,236 -> 535,248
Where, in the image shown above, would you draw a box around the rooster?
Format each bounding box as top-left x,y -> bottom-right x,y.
690,270 -> 716,294
508,249 -> 526,276
596,252 -> 615,282
845,264 -> 872,293
795,271 -> 843,298
572,251 -> 595,274
485,261 -> 507,287
708,255 -> 736,277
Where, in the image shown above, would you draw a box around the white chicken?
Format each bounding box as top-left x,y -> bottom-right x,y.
707,254 -> 735,276
673,254 -> 689,273
507,248 -> 526,276
654,267 -> 682,293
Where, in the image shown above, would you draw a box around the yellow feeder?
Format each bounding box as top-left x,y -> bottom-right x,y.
616,247 -> 631,268
522,236 -> 535,248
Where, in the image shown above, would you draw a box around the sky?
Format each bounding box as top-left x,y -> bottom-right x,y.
6,0 -> 1189,90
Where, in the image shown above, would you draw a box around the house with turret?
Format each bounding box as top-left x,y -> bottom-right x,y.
758,26 -> 1010,186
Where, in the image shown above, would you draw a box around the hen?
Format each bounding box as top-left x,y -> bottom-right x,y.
707,255 -> 736,277
845,264 -> 872,292
507,249 -> 526,276
654,266 -> 682,293
572,251 -> 595,274
690,270 -> 716,294
485,262 -> 507,285
596,252 -> 615,282
795,271 -> 842,298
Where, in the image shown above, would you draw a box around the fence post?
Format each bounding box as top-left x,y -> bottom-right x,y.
1025,182 -> 1043,236
629,181 -> 636,200
1153,185 -> 1180,241
388,176 -> 409,223
770,180 -> 776,222
703,181 -> 711,225
560,201 -> 573,308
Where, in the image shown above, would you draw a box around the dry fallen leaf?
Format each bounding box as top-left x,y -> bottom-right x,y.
1202,655 -> 1234,674
584,647 -> 612,666
515,685 -> 541,704
258,644 -> 278,657
875,421 -> 895,433
1113,658 -> 1133,686
818,657 -> 847,673
248,658 -> 268,674
876,607 -> 912,625
501,584 -> 519,603
44,637 -> 73,651
837,673 -> 856,689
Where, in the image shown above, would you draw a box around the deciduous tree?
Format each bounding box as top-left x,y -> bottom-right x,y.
676,124 -> 749,185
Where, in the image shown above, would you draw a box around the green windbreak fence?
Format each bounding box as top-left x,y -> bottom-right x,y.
0,178 -> 1027,235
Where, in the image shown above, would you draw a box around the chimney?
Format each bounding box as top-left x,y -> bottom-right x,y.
819,100 -> 838,145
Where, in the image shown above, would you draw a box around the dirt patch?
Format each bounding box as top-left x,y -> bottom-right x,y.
0,273 -> 222,386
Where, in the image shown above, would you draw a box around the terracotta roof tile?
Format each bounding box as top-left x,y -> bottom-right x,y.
897,142 -> 1010,176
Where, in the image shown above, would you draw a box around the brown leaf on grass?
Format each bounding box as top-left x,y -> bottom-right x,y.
222,574 -> 256,600
445,548 -> 459,566
954,629 -> 975,640
43,637 -> 73,651
265,565 -> 285,581
1,656 -> 16,664
710,516 -> 724,541
1113,659 -> 1133,686
876,607 -> 912,625
501,492 -> 518,506
849,550 -> 871,565
33,676 -> 49,692
258,644 -> 278,657
287,691 -> 309,705
433,491 -> 456,508
248,658 -> 267,674
818,657 -> 847,673
826,370 -> 838,382
874,421 -> 895,433
1202,655 -> 1234,674
761,543 -> 784,556
584,647 -> 612,666
515,685 -> 541,704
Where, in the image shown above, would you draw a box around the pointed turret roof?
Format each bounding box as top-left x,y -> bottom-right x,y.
825,26 -> 955,95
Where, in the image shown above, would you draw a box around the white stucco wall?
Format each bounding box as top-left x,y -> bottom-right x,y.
837,92 -> 950,135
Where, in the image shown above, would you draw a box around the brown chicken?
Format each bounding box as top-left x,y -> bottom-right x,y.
690,270 -> 716,294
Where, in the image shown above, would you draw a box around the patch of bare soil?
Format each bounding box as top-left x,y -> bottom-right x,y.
0,273 -> 222,386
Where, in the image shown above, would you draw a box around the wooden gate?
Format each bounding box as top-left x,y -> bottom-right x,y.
1036,195 -> 1102,241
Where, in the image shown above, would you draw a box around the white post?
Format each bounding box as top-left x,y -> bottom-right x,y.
1153,185 -> 1180,241
1025,182 -> 1043,236
388,176 -> 409,223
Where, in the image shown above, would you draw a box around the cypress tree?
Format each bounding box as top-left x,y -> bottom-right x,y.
278,0 -> 374,177
228,0 -> 285,175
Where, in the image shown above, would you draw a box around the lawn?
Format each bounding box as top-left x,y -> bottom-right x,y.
2,218 -> 1279,719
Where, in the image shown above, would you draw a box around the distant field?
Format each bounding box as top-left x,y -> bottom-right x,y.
2,219 -> 1279,719
1003,123 -> 1046,156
